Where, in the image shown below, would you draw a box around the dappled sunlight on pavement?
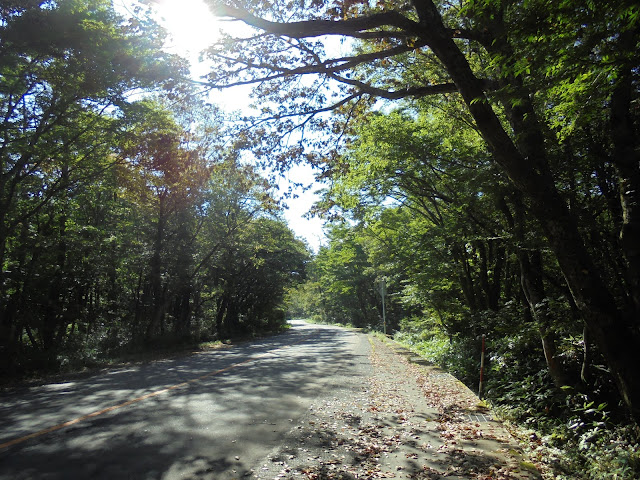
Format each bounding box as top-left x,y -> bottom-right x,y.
0,322 -> 540,479
255,334 -> 541,480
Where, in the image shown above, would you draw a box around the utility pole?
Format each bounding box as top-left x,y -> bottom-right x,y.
479,334 -> 486,399
378,277 -> 387,335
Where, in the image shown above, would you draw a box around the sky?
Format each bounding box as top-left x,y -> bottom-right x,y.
120,0 -> 327,252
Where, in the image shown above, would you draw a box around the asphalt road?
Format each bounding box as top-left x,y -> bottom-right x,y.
0,321 -> 371,479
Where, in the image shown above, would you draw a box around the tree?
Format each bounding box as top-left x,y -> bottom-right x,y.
202,159 -> 309,337
307,223 -> 379,327
327,104 -> 581,386
0,0 -> 186,369
0,0 -> 312,377
204,0 -> 640,421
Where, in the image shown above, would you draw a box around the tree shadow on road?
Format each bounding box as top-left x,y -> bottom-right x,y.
0,326 -> 367,480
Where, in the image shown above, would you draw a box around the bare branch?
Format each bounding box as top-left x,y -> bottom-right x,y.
247,93 -> 363,127
328,73 -> 458,99
212,5 -> 421,38
202,40 -> 429,88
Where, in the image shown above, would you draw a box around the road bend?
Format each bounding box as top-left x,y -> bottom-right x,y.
0,320 -> 372,479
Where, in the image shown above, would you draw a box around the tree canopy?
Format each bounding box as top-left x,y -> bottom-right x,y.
0,0 -> 309,375
203,0 -> 640,426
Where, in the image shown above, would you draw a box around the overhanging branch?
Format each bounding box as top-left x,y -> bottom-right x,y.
328,73 -> 458,99
203,40 -> 430,88
211,5 -> 421,38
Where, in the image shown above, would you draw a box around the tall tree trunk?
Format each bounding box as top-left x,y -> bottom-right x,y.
173,216 -> 194,338
215,294 -> 229,339
500,194 -> 569,387
42,164 -> 71,364
174,284 -> 192,338
146,192 -> 167,340
475,239 -> 505,311
611,64 -> 640,321
475,241 -> 491,310
581,325 -> 591,385
521,249 -> 569,387
452,243 -> 478,311
0,174 -> 9,310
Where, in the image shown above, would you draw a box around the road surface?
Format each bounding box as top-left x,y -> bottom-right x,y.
0,321 -> 370,479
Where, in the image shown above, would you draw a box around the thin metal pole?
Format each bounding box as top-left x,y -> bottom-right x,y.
378,277 -> 387,335
479,334 -> 486,398
381,289 -> 386,335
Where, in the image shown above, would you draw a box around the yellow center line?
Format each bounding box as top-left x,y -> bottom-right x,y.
0,333 -> 312,450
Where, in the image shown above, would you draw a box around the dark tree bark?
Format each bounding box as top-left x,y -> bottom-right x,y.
499,194 -> 570,387
475,239 -> 505,311
452,243 -> 478,312
611,63 -> 640,322
146,192 -> 168,340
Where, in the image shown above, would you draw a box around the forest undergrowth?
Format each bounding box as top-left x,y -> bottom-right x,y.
393,329 -> 640,480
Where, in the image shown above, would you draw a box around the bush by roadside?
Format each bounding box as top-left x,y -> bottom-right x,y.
392,329 -> 640,480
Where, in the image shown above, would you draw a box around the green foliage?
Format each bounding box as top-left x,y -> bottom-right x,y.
395,319 -> 450,361
303,223 -> 379,328
201,0 -> 640,475
2,0 -> 639,472
302,65 -> 639,477
0,0 -> 309,377
210,0 -> 640,424
396,319 -> 640,479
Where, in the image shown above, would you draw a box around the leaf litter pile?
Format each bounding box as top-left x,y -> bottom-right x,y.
253,336 -> 540,480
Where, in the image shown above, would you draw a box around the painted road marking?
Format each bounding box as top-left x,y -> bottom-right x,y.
0,333 -> 313,450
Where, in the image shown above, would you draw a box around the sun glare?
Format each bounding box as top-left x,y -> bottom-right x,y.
140,0 -> 254,111
152,0 -> 220,56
